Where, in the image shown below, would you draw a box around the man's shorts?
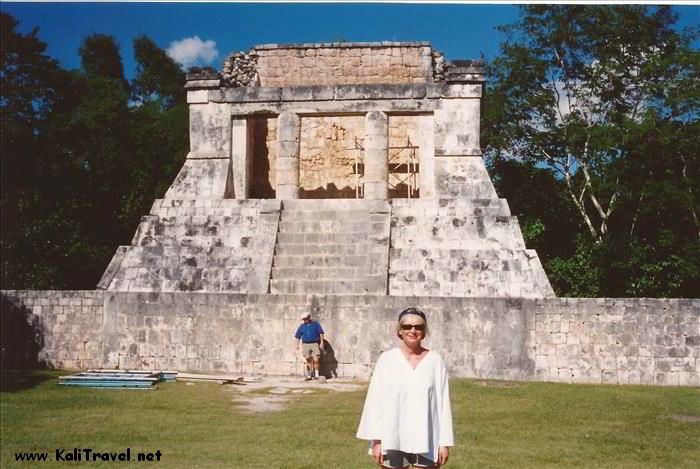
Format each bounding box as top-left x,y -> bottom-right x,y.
300,342 -> 321,360
381,451 -> 436,469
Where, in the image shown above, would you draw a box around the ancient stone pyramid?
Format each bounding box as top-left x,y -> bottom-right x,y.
98,42 -> 554,298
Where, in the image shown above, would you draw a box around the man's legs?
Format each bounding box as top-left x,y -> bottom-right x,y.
312,357 -> 320,379
305,356 -> 314,380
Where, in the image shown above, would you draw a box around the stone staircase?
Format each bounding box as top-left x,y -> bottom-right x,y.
270,200 -> 391,295
99,195 -> 552,298
98,199 -> 280,293
388,199 -> 554,298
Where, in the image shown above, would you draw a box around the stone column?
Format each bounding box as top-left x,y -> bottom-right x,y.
275,112 -> 300,199
364,111 -> 388,200
418,114 -> 436,198
231,118 -> 250,199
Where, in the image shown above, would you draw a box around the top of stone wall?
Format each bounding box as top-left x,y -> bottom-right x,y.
252,41 -> 432,50
191,40 -> 484,89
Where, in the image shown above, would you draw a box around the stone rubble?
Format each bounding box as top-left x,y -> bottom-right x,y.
221,50 -> 259,87
432,50 -> 448,82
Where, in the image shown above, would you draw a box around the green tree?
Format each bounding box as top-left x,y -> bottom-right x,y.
1,16 -> 192,290
1,13 -> 66,288
485,5 -> 699,297
78,33 -> 128,89
484,5 -> 697,242
488,158 -> 579,262
132,35 -> 185,108
122,34 -> 188,228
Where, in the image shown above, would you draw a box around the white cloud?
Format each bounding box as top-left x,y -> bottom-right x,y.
167,36 -> 219,69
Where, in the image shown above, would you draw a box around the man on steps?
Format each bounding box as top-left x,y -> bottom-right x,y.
294,312 -> 325,381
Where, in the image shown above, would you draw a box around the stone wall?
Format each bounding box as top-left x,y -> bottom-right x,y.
533,299 -> 700,386
99,199 -> 281,293
1,290 -> 103,370
3,291 -> 698,386
254,42 -> 433,87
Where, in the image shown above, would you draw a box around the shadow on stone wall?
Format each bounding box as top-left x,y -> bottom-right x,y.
300,183 -> 360,199
0,294 -> 51,392
0,294 -> 45,371
320,339 -> 339,379
250,117 -> 275,199
307,295 -> 339,379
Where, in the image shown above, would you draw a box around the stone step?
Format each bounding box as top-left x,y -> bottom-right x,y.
390,237 -> 520,251
273,254 -> 369,268
388,277 -> 540,298
389,216 -> 525,250
274,243 -> 365,256
391,205 -> 511,218
391,214 -> 517,229
135,235 -> 254,249
389,248 -> 536,266
392,198 -> 510,209
389,268 -> 540,283
110,262 -> 253,293
279,209 -> 375,222
278,220 -> 371,234
391,198 -> 512,217
271,266 -> 368,280
153,198 -> 280,211
270,278 -> 385,295
150,198 -> 281,217
281,199 -> 390,212
276,232 -> 369,244
139,214 -> 268,226
118,246 -> 254,269
131,214 -> 271,247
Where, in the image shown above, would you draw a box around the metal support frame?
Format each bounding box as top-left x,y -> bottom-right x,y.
388,137 -> 419,198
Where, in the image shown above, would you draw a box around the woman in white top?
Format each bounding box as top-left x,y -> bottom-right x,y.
357,307 -> 454,468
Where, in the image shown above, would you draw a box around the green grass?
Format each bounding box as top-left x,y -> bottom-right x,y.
1,371 -> 698,468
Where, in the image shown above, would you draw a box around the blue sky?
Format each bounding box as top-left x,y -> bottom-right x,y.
2,2 -> 698,80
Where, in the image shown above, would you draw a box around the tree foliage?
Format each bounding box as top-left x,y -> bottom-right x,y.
1,15 -> 188,289
132,34 -> 185,108
485,5 -> 699,297
78,33 -> 128,88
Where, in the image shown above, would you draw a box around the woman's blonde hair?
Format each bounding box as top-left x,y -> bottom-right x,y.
396,307 -> 429,338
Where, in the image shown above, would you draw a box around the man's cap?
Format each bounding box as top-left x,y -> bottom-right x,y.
301,312 -> 311,320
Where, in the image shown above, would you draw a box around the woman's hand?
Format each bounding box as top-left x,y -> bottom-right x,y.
437,446 -> 449,466
371,440 -> 383,465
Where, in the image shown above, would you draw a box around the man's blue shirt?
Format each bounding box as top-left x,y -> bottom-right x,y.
295,321 -> 324,343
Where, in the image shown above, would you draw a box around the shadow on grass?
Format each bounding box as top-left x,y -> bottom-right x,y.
0,369 -> 55,393
1,294 -> 49,391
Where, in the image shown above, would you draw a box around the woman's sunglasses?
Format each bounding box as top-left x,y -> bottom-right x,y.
400,324 -> 425,332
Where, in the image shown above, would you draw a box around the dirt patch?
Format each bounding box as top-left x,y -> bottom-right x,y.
228,376 -> 364,413
235,395 -> 290,413
475,380 -> 521,388
669,414 -> 700,423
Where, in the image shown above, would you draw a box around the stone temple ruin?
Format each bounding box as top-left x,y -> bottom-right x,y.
98,42 -> 554,299
3,43 -> 697,386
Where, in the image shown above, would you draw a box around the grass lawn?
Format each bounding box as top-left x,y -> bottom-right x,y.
1,371 -> 698,468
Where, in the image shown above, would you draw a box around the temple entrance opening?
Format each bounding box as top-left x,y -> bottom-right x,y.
247,113 -> 424,200
249,115 -> 277,199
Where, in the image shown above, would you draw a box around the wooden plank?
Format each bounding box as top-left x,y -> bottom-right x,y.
177,373 -> 245,381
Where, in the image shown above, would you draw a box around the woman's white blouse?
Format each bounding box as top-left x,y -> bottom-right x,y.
356,348 -> 454,462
